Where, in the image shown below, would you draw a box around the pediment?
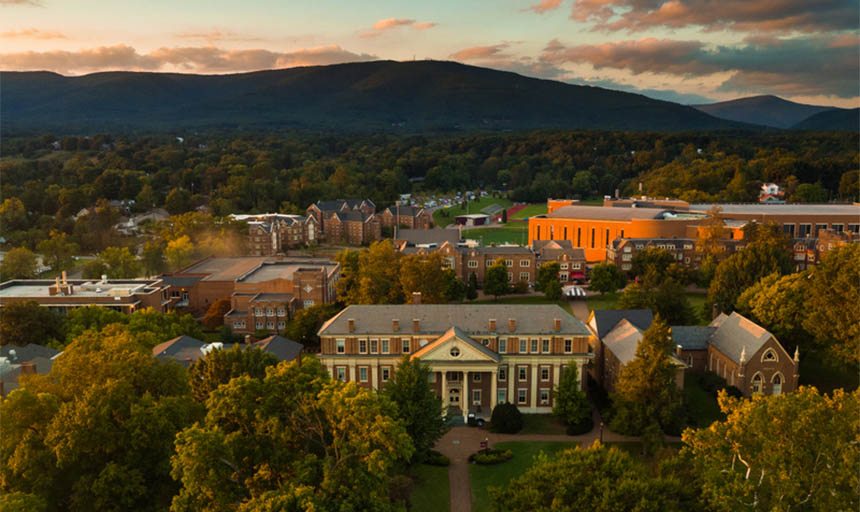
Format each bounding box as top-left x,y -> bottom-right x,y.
412,327 -> 500,362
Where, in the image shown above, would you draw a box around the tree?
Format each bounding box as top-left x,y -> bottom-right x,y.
165,235 -> 194,270
285,304 -> 339,352
400,253 -> 448,303
201,298 -> 232,330
381,356 -> 447,463
535,262 -> 560,292
610,317 -> 684,438
483,258 -> 510,299
80,259 -> 108,279
619,270 -> 698,325
141,241 -> 166,276
684,387 -> 859,512
707,232 -> 792,314
444,269 -> 468,302
489,443 -> 688,512
36,230 -> 79,272
789,182 -> 828,202
695,206 -> 728,287
98,246 -> 141,278
803,244 -> 860,366
0,247 -> 39,280
0,300 -> 64,347
490,402 -> 523,433
630,247 -> 676,279
501,208 -> 507,223
552,361 -> 589,428
0,197 -> 28,232
467,271 -> 479,300
63,306 -> 126,342
838,170 -> 859,200
171,359 -> 413,511
357,240 -> 404,304
187,346 -> 279,402
589,262 -> 626,295
736,271 -> 809,344
334,248 -> 361,304
544,278 -> 563,300
164,188 -> 192,214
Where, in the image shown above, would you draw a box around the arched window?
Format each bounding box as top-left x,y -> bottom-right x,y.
761,348 -> 778,363
772,373 -> 783,395
752,373 -> 763,394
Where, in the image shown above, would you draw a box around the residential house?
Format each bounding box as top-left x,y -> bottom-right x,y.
532,240 -> 587,283
153,334 -> 303,367
0,343 -> 61,396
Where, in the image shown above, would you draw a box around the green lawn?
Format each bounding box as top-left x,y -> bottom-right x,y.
472,295 -> 573,315
470,441 -> 577,512
462,224 -> 528,246
579,196 -> 605,206
687,292 -> 709,325
510,204 -> 547,219
433,196 -> 513,227
410,463 -> 450,512
586,292 -> 620,311
799,350 -> 859,393
683,373 -> 724,428
519,414 -> 567,435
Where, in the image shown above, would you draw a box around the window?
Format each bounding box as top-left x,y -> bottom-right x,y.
542,339 -> 550,353
497,389 -> 507,404
623,246 -> 632,253
815,223 -> 827,235
572,262 -> 581,270
370,339 -> 378,354
849,224 -> 860,233
530,339 -> 538,353
336,339 -> 345,354
519,259 -> 530,267
518,366 -> 527,381
782,224 -> 795,236
498,366 -> 507,381
448,372 -> 459,381
359,339 -> 367,354
499,339 -> 507,353
255,308 -> 263,316
560,272 -> 568,281
486,259 -> 493,267
752,373 -> 762,394
560,262 -> 569,270
504,259 -> 513,267
577,228 -> 581,246
266,308 -> 274,316
833,224 -> 844,233
519,272 -> 530,281
591,228 -> 595,249
256,320 -> 264,329
507,272 -> 514,281
772,373 -> 783,395
798,224 -> 812,237
564,339 -> 572,353
563,227 -> 568,240
450,346 -> 460,357
468,260 -> 478,268
482,339 -> 489,346
540,367 -> 550,381
336,367 -> 346,381
517,389 -> 527,404
605,229 -> 610,246
622,254 -> 632,262
762,349 -> 778,362
428,373 -> 436,383
381,339 -> 389,353
277,308 -> 286,317
473,373 -> 481,382
359,367 -> 368,382
233,321 -> 242,328
303,300 -> 314,307
540,389 -> 549,405
519,339 -> 526,352
622,263 -> 632,271
683,243 -> 693,250
402,339 -> 410,353
277,321 -> 285,329
381,367 -> 390,382
472,390 -> 482,405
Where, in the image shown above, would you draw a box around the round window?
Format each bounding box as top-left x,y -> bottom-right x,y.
450,346 -> 460,357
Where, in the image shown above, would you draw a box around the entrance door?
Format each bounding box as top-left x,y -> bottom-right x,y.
448,388 -> 460,405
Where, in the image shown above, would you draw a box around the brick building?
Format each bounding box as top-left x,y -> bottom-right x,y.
325,211 -> 381,245
379,205 -> 433,230
231,214 -> 320,255
0,274 -> 170,314
317,304 -> 592,421
306,199 -> 375,238
532,240 -> 588,283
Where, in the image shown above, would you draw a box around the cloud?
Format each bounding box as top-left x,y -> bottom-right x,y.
523,0 -> 564,14
0,44 -> 378,74
451,44 -> 512,61
413,22 -> 437,30
570,0 -> 858,33
0,0 -> 43,6
373,18 -> 416,31
174,30 -> 262,43
543,36 -> 860,98
450,43 -> 565,79
1,28 -> 65,39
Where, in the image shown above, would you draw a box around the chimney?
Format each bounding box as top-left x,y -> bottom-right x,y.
676,344 -> 682,357
413,318 -> 420,333
20,361 -> 36,375
412,292 -> 422,305
509,318 -> 516,332
348,319 -> 355,333
489,319 -> 496,332
393,319 -> 400,332
244,334 -> 251,344
61,270 -> 67,284
554,318 -> 561,332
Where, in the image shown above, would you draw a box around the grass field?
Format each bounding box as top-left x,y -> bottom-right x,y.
472,295 -> 573,315
432,196 -> 513,227
683,374 -> 724,428
410,463 -> 450,512
519,414 -> 567,435
462,224 -> 528,246
510,204 -> 547,219
470,441 -> 576,512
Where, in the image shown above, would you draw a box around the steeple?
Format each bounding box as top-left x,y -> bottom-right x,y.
794,346 -> 800,363
740,345 -> 746,364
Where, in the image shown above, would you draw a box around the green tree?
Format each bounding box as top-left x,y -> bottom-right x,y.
357,240 -> 404,304
382,356 -> 447,463
36,230 -> 79,272
736,271 -> 809,344
0,197 -> 28,232
630,247 -> 676,279
201,298 -> 232,330
80,259 -> 108,279
684,387 -> 859,512
838,170 -> 859,200
170,359 -> 413,511
0,300 -> 64,347
789,182 -> 828,202
483,258 -> 510,300
0,247 -> 39,279
285,304 -> 339,352
165,235 -> 195,270
489,443 -> 688,512
467,271 -> 479,300
400,253 -> 448,303
589,262 -> 627,295
98,246 -> 142,278
444,269 -> 468,302
707,233 -> 792,314
610,317 -> 683,439
187,346 -> 279,402
334,248 -> 361,304
618,270 -> 698,325
535,261 -> 560,292
695,206 -> 728,287
141,241 -> 166,276
64,306 -> 126,342
490,402 -> 523,433
803,244 -> 860,366
544,278 -> 563,300
552,361 -> 589,427
164,188 -> 192,215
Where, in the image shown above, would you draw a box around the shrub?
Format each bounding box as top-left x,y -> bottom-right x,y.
512,281 -> 529,294
425,450 -> 450,466
469,449 -> 513,465
490,402 -> 524,433
565,416 -> 594,435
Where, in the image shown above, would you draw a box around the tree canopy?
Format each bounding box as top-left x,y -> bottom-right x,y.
589,262 -> 627,295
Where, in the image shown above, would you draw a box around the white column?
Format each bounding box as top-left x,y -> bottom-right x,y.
552,363 -> 561,388
370,364 -> 378,390
530,364 -> 539,408
348,362 -> 356,383
490,369 -> 498,411
507,365 -> 514,404
464,371 -> 470,419
579,360 -> 587,391
441,370 -> 448,409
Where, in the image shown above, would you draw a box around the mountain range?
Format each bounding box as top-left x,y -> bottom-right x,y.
691,95 -> 853,129
1,60 -> 855,133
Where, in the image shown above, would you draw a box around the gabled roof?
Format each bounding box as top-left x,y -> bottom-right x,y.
254,335 -> 303,362
313,199 -> 374,212
532,239 -> 586,261
0,343 -> 60,364
410,326 -> 501,362
394,229 -> 460,247
332,210 -> 374,222
384,205 -> 424,217
670,326 -> 716,350
589,310 -> 654,339
601,319 -> 643,365
708,312 -> 775,365
152,335 -> 205,358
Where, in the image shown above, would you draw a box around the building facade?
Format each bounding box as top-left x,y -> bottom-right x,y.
0,275 -> 170,314
306,199 -> 376,238
532,240 -> 588,283
325,211 -> 382,245
317,304 -> 592,419
231,214 -> 320,255
379,205 -> 433,230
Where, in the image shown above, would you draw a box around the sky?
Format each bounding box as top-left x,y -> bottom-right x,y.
1,0 -> 858,107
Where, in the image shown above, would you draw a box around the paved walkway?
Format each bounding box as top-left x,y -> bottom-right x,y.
568,297 -> 591,323
434,409 -> 681,512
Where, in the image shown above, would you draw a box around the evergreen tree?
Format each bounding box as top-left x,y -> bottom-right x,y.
552,361 -> 590,427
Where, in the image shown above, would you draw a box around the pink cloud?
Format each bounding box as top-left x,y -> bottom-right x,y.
542,37 -> 716,75
450,44 -> 511,61
1,28 -> 66,39
523,0 -> 564,14
174,30 -> 262,43
413,22 -> 437,30
373,18 -> 415,31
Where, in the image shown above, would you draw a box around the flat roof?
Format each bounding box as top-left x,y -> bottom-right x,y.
545,205 -> 668,221
239,261 -> 338,283
690,203 -> 860,216
178,257 -> 337,282
0,279 -> 162,299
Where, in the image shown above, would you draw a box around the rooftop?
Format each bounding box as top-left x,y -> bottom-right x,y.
176,257 -> 337,282
601,319 -> 643,365
690,203 -> 860,216
589,309 -> 654,339
709,312 -> 776,364
545,205 -> 670,221
0,279 -> 163,299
